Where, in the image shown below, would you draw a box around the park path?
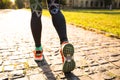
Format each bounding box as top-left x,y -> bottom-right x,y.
0,9 -> 120,80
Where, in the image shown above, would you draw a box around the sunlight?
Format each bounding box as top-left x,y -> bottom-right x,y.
10,0 -> 15,3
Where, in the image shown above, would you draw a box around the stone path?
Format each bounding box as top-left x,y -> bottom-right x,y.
0,9 -> 120,80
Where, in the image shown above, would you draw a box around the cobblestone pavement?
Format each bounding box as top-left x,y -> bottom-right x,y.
0,9 -> 120,80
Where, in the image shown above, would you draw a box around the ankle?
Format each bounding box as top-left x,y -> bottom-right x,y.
35,46 -> 42,51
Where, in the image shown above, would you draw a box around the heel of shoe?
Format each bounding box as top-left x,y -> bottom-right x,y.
63,59 -> 75,73
62,43 -> 75,73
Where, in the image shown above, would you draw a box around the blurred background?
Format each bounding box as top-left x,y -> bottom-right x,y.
0,0 -> 120,38
0,0 -> 65,9
0,0 -> 120,9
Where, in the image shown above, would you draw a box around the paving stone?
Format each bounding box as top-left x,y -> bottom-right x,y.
98,59 -> 109,65
89,61 -> 99,67
29,74 -> 47,80
18,54 -> 26,59
107,56 -> 120,62
116,77 -> 120,80
110,53 -> 120,57
15,59 -> 27,63
24,54 -> 31,58
72,68 -> 85,76
26,68 -> 41,75
102,63 -> 115,70
0,66 -> 3,72
112,61 -> 120,68
29,53 -> 34,58
4,65 -> 14,72
0,73 -> 8,80
84,67 -> 90,73
109,69 -> 120,77
89,49 -> 100,54
79,75 -> 92,80
52,58 -> 62,65
9,70 -> 25,79
103,72 -> 116,80
3,60 -> 12,65
52,64 -> 62,72
87,68 -> 96,75
76,57 -> 88,68
80,47 -> 92,51
0,59 -> 2,66
2,52 -> 12,57
43,52 -> 52,56
98,65 -> 107,72
9,55 -> 20,60
14,76 -> 29,80
27,58 -> 38,68
74,54 -> 84,62
15,64 -> 25,70
89,73 -> 104,80
13,51 -> 23,55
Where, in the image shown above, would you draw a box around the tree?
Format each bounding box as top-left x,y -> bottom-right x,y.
15,0 -> 25,9
42,0 -> 47,8
0,0 -> 12,9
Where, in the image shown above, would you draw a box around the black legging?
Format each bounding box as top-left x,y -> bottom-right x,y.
30,0 -> 68,47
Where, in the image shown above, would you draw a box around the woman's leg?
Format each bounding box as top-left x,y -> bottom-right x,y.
47,0 -> 68,44
30,0 -> 42,47
47,0 -> 75,73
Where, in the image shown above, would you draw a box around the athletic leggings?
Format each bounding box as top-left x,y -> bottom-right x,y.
30,0 -> 68,47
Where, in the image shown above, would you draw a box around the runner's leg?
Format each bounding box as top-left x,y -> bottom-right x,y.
47,0 -> 68,44
30,0 -> 42,47
47,0 -> 75,73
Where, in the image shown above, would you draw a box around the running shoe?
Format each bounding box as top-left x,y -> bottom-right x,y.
33,50 -> 44,61
60,42 -> 76,73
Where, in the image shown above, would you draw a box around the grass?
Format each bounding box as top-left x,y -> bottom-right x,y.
42,9 -> 120,38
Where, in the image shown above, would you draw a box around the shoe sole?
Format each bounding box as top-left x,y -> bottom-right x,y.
62,43 -> 75,73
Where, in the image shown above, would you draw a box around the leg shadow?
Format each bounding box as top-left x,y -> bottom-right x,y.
35,57 -> 80,80
64,72 -> 80,80
35,57 -> 56,80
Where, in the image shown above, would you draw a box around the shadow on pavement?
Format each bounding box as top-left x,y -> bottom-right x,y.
64,72 -> 80,80
35,56 -> 80,80
35,57 -> 56,80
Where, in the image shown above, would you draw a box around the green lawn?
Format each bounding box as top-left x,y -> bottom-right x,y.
42,9 -> 120,38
